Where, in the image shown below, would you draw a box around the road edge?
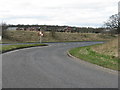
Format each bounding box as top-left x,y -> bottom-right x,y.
2,45 -> 49,55
1,44 -> 48,54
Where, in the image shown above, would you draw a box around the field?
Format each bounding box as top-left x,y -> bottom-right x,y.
2,30 -> 117,43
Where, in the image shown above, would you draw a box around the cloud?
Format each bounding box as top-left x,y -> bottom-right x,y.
0,0 -> 119,27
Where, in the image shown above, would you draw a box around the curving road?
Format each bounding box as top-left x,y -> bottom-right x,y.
2,42 -> 118,88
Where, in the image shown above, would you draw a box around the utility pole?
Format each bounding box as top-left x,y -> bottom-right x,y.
118,1 -> 120,29
118,1 -> 120,13
118,1 -> 120,60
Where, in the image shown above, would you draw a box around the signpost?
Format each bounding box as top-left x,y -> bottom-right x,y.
38,31 -> 43,43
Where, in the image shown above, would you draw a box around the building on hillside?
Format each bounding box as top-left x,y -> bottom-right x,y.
7,27 -> 18,30
16,27 -> 41,31
16,27 -> 25,30
63,27 -> 72,32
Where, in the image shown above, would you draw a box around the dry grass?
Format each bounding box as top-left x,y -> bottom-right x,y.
92,38 -> 118,57
2,30 -> 117,43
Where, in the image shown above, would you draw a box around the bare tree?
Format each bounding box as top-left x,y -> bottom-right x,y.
104,14 -> 119,34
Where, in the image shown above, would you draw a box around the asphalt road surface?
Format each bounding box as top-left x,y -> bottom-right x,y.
2,42 -> 118,88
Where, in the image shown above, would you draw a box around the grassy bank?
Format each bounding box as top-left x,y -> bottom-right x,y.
1,44 -> 47,53
92,38 -> 118,58
2,30 -> 117,43
69,38 -> 119,70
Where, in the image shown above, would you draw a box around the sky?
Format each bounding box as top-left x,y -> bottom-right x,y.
0,0 -> 119,27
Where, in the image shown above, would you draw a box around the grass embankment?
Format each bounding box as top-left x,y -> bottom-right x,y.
2,30 -> 117,43
69,38 -> 119,71
1,44 -> 47,53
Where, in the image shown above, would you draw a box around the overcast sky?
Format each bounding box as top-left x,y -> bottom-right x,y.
0,0 -> 119,27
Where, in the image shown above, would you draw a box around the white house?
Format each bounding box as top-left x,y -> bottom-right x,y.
7,27 -> 18,31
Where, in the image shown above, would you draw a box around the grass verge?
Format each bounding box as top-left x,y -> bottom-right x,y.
69,44 -> 119,71
1,44 -> 47,53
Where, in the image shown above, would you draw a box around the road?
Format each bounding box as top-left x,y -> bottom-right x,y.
2,42 -> 118,88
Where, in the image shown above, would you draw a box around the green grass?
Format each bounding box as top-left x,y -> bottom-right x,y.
1,44 -> 47,53
69,44 -> 119,71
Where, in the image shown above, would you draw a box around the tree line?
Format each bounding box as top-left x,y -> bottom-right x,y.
6,24 -> 104,33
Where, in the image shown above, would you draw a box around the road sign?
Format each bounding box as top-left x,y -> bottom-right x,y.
38,31 -> 43,36
38,31 -> 43,43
